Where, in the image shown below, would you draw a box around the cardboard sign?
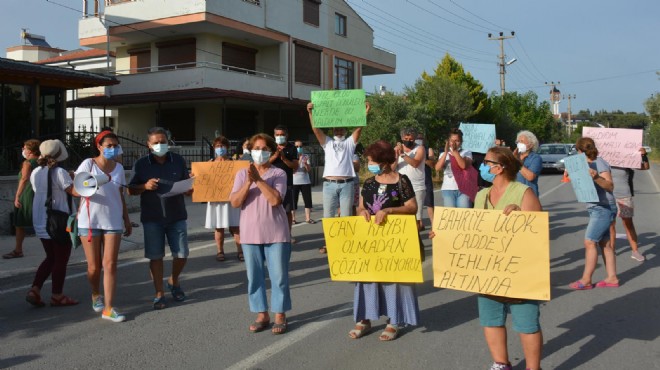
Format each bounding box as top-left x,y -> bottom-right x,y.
432,207 -> 550,301
191,161 -> 250,202
582,127 -> 643,169
458,123 -> 496,154
311,89 -> 367,128
563,153 -> 599,203
322,215 -> 423,283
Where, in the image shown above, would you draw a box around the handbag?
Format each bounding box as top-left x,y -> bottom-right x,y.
66,202 -> 82,249
46,168 -> 73,246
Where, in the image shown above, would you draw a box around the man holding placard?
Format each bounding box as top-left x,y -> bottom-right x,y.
306,94 -> 370,254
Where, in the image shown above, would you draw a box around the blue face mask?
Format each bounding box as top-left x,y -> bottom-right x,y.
296,147 -> 303,154
102,147 -> 116,160
215,147 -> 227,157
479,163 -> 496,182
368,164 -> 383,175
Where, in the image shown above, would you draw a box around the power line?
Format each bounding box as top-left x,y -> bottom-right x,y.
405,0 -> 487,33
425,0 -> 495,33
448,0 -> 507,31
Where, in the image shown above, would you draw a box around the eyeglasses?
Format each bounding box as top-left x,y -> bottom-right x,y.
483,159 -> 502,166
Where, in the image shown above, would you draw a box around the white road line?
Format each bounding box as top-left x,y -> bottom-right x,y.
646,168 -> 660,192
539,181 -> 565,200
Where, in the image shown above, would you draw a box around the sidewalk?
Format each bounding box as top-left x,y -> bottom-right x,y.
0,184 -> 326,280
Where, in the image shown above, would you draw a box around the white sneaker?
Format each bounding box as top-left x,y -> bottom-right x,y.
101,308 -> 126,323
631,251 -> 645,262
92,295 -> 105,313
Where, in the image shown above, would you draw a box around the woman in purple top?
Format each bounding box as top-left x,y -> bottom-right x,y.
230,133 -> 292,335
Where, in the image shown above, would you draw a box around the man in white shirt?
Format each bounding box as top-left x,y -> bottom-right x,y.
395,127 -> 426,230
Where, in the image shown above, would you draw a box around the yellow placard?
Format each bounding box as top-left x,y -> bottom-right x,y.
322,215 -> 423,283
432,207 -> 551,301
191,161 -> 250,202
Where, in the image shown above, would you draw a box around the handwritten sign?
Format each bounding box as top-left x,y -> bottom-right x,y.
322,215 -> 423,283
191,161 -> 250,202
458,123 -> 496,154
311,89 -> 366,128
432,207 -> 550,301
582,127 -> 643,169
562,153 -> 599,203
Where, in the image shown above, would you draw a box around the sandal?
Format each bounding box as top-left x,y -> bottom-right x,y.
306,219 -> 316,224
216,252 -> 226,262
25,288 -> 45,307
569,280 -> 593,290
152,296 -> 166,310
348,321 -> 371,339
249,321 -> 270,333
318,247 -> 327,254
3,250 -> 24,259
237,252 -> 245,262
50,295 -> 79,307
272,319 -> 288,335
167,282 -> 186,302
379,324 -> 399,341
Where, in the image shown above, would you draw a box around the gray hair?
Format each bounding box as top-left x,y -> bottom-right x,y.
147,126 -> 168,138
516,130 -> 539,151
400,127 -> 417,138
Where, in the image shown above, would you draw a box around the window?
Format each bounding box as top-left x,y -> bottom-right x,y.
295,44 -> 321,86
222,42 -> 257,73
156,38 -> 196,70
128,47 -> 150,73
303,0 -> 320,27
334,57 -> 354,90
160,108 -> 196,142
335,13 -> 346,36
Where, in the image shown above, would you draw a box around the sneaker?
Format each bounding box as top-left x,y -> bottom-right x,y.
92,295 -> 105,313
631,251 -> 645,262
489,362 -> 513,370
101,308 -> 126,323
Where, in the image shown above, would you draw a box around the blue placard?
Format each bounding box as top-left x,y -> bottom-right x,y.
458,123 -> 496,154
563,153 -> 599,203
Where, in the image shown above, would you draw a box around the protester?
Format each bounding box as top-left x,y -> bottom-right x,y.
419,133 -> 436,226
25,139 -> 78,307
349,140 -> 420,341
129,127 -> 191,310
239,138 -> 252,161
204,136 -> 242,262
608,147 -> 650,262
269,125 -> 298,239
435,128 -> 477,208
514,130 -> 543,197
306,101 -> 371,253
291,140 -> 315,224
395,127 -> 426,230
4,139 -> 40,259
75,131 -> 132,322
230,133 -> 291,335
569,137 -> 618,290
431,146 -> 543,370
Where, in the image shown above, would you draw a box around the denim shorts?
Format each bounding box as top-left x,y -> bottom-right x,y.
585,204 -> 616,242
142,220 -> 189,260
478,295 -> 541,334
78,228 -> 123,237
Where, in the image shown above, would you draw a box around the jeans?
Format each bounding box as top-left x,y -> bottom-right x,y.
242,242 -> 292,313
441,190 -> 473,208
142,220 -> 189,260
322,181 -> 355,218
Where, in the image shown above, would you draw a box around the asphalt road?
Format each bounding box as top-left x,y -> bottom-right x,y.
1,169 -> 659,369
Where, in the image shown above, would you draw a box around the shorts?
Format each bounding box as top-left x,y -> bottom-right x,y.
478,295 -> 541,334
414,189 -> 426,220
78,228 -> 123,237
282,188 -> 294,213
585,204 -> 616,242
423,186 -> 434,207
615,197 -> 634,218
143,220 -> 189,260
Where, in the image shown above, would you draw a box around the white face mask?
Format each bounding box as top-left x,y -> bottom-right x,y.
151,143 -> 169,157
415,140 -> 423,146
275,135 -> 287,145
251,150 -> 271,165
517,142 -> 528,154
21,150 -> 28,159
243,148 -> 250,155
333,135 -> 345,142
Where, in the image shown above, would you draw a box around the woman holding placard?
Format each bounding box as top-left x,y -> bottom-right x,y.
570,137 -> 618,290
204,136 -> 243,262
350,140 -> 420,342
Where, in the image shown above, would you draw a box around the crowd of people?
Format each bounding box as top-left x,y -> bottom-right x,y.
5,99 -> 652,369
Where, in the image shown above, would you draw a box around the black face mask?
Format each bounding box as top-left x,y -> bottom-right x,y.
403,140 -> 415,149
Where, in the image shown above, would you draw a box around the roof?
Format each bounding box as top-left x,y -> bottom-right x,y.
36,49 -> 116,65
67,88 -> 307,107
0,57 -> 119,89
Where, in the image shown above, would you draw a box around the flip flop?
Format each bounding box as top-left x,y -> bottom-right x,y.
50,295 -> 79,307
595,281 -> 620,288
249,321 -> 270,333
306,219 -> 316,224
167,282 -> 186,302
272,320 -> 287,335
3,250 -> 24,259
153,296 -> 166,310
569,281 -> 593,290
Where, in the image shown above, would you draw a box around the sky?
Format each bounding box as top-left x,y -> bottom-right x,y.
1,0 -> 659,114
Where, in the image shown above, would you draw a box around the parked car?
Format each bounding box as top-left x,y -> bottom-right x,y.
538,143 -> 572,173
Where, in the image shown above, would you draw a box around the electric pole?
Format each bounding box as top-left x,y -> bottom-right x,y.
488,31 -> 515,96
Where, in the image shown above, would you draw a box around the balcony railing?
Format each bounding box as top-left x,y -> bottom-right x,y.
113,61 -> 283,81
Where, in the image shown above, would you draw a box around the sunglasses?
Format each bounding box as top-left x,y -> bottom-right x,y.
483,159 -> 503,166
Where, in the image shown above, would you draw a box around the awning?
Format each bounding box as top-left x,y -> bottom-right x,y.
0,57 -> 118,89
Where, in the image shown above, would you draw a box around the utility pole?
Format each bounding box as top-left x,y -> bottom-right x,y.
563,94 -> 576,136
488,31 -> 515,96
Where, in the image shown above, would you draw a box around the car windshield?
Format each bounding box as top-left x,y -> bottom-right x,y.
538,145 -> 567,155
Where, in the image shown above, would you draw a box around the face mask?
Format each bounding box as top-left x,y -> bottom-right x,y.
251,150 -> 271,165
151,143 -> 168,157
296,147 -> 303,154
243,148 -> 250,155
479,163 -> 496,182
275,135 -> 287,145
367,164 -> 383,175
102,147 -> 116,159
21,150 -> 28,159
334,135 -> 345,142
517,142 -> 528,154
415,140 -> 423,146
403,140 -> 416,149
215,147 -> 227,157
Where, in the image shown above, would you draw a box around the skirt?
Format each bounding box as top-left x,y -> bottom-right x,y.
205,202 -> 240,229
353,282 -> 420,326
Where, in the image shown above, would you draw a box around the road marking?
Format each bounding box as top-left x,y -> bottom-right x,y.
539,181 -> 565,200
646,168 -> 660,192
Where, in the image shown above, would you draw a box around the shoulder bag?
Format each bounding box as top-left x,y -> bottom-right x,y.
46,168 -> 73,246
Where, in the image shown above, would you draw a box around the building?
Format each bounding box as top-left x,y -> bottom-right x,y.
71,0 -> 396,142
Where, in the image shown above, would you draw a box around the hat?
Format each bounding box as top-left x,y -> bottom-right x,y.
39,139 -> 68,162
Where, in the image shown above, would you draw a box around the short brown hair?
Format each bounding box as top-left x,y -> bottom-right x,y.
248,133 -> 277,153
24,139 -> 40,155
576,137 -> 598,160
212,136 -> 230,148
448,128 -> 463,141
487,146 -> 521,181
364,140 -> 396,165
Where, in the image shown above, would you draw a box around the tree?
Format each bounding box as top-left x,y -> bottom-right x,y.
489,91 -> 562,145
363,92 -> 417,146
644,94 -> 660,150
